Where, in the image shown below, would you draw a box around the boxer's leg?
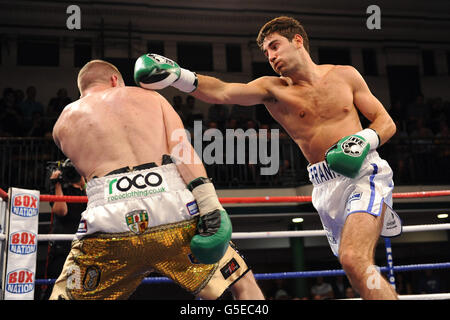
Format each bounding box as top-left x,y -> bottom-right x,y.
196,242 -> 263,300
229,270 -> 265,300
49,237 -> 146,300
338,204 -> 398,300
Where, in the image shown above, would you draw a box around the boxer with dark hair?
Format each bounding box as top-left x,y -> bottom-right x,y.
135,16 -> 400,300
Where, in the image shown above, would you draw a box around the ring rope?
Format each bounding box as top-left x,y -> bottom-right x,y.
345,293 -> 450,300
13,223 -> 448,242
253,262 -> 450,280
34,262 -> 450,285
2,187 -> 449,300
232,223 -> 450,239
0,187 -> 7,200
25,189 -> 450,204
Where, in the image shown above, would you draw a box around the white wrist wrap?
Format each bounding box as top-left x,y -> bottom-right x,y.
172,68 -> 197,93
191,182 -> 223,216
356,128 -> 380,150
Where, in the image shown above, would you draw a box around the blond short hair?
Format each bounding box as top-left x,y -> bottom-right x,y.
77,60 -> 124,94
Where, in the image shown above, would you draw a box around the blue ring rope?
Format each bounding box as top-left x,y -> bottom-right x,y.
34,262 -> 450,285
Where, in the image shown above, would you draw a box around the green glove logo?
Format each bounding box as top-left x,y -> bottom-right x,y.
341,136 -> 367,157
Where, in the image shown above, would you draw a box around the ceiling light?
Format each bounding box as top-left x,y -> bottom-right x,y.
292,217 -> 304,223
437,214 -> 448,219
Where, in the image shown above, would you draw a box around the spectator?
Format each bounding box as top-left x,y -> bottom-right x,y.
393,119 -> 409,139
389,100 -> 405,131
410,118 -> 434,138
207,103 -> 229,131
19,86 -> 44,127
274,289 -> 290,300
390,119 -> 412,183
172,95 -> 186,124
47,88 -> 72,120
332,275 -> 347,299
410,118 -> 435,182
444,100 -> 450,123
406,94 -> 429,134
230,104 -> 254,126
291,295 -> 309,300
269,279 -> 291,300
0,87 -> 24,136
436,119 -> 449,138
181,95 -> 197,128
205,120 -> 219,130
434,119 -> 450,182
429,97 -> 446,134
310,277 -> 334,300
395,273 -> 413,295
39,160 -> 86,299
225,117 -> 239,131
245,119 -> 259,131
14,89 -> 25,107
417,270 -> 442,294
26,111 -> 51,137
259,123 -> 271,136
345,286 -> 359,299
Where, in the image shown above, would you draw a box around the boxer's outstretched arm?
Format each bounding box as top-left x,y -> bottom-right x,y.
134,53 -> 270,106
192,74 -> 269,106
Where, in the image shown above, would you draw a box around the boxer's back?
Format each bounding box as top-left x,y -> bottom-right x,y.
53,86 -> 171,180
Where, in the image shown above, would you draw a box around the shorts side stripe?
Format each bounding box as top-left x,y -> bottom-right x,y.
377,197 -> 385,217
367,163 -> 379,212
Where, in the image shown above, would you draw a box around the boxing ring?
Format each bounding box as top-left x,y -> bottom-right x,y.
1,187 -> 449,300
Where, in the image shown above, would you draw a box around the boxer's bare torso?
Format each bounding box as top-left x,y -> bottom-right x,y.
193,33 -> 394,164
257,65 -> 364,164
53,87 -> 174,181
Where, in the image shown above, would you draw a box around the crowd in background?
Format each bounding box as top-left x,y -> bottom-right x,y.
170,94 -> 289,139
0,86 -> 285,139
1,86 -> 449,186
384,94 -> 450,184
0,86 -> 70,138
389,94 -> 450,140
1,87 -> 449,299
264,269 -> 446,300
2,86 -> 449,140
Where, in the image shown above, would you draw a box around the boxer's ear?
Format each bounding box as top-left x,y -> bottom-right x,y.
293,34 -> 304,49
110,75 -> 119,87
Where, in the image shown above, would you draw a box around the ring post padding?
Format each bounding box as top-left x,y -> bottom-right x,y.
2,188 -> 39,300
0,196 -> 7,300
384,237 -> 396,289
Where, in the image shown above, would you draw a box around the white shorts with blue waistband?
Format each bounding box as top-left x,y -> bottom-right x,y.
307,151 -> 394,256
75,163 -> 199,238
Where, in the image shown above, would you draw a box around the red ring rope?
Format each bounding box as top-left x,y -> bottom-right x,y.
1,188 -> 448,203
0,188 -> 8,200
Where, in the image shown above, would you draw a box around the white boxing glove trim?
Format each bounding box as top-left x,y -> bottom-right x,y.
355,128 -> 380,150
172,68 -> 197,93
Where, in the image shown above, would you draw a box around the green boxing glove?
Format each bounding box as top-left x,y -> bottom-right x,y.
188,177 -> 232,264
325,128 -> 380,178
134,53 -> 198,93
